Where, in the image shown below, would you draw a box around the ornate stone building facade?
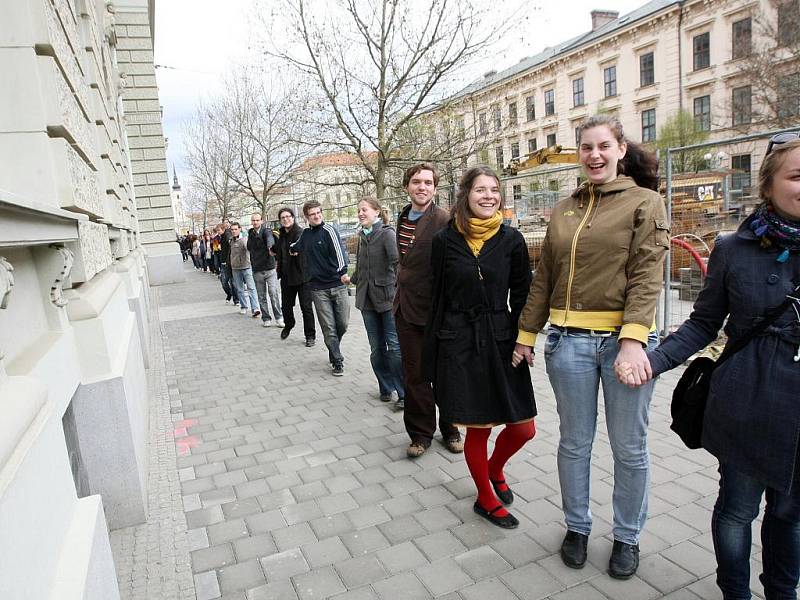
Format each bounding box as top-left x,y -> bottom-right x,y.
438,0 -> 797,202
0,0 -> 175,597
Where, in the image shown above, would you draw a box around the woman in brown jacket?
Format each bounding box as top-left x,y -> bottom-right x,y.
514,114 -> 668,579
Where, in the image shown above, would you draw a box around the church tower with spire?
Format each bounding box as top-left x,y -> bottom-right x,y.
170,166 -> 186,233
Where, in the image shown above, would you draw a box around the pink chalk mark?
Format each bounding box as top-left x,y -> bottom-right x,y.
175,435 -> 200,456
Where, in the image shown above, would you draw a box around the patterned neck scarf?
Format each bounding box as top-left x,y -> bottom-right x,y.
749,204 -> 800,263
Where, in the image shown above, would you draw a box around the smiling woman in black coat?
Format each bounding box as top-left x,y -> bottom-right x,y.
426,166 -> 536,530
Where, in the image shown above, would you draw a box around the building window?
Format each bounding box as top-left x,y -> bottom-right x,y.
511,142 -> 520,159
493,106 -> 502,131
546,132 -> 557,147
548,179 -> 559,192
640,52 -> 655,87
544,89 -> 555,116
495,145 -> 504,169
525,96 -> 535,121
778,1 -> 800,47
778,72 -> 800,118
641,108 -> 656,142
732,17 -> 752,59
693,95 -> 711,131
512,184 -> 522,202
572,77 -> 584,107
732,86 -> 752,125
479,148 -> 489,163
508,102 -> 518,125
604,66 -> 617,98
527,138 -> 537,154
478,112 -> 487,134
574,127 -> 580,145
731,154 -> 752,193
693,32 -> 710,71
455,117 -> 465,138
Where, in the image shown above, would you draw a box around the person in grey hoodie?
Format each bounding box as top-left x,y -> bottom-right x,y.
229,222 -> 260,317
342,197 -> 404,410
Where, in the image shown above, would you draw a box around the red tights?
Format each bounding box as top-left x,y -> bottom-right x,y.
463,421 -> 536,517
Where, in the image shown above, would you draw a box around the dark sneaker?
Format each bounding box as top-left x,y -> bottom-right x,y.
608,540 -> 639,579
332,364 -> 344,377
305,338 -> 316,347
392,397 -> 405,411
252,310 -> 261,318
281,327 -> 291,340
379,393 -> 393,402
561,531 -> 589,569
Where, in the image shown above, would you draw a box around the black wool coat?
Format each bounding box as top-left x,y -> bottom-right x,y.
426,222 -> 536,425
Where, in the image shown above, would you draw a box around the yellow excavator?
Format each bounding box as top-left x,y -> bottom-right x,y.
502,144 -> 578,176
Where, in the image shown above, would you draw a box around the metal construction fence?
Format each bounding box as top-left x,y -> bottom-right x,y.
500,126 -> 800,338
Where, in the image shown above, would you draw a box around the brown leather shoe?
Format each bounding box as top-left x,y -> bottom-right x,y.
406,442 -> 428,458
443,436 -> 464,454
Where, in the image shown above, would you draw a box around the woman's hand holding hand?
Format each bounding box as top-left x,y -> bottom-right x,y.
512,343 -> 534,367
341,274 -> 351,285
614,338 -> 653,387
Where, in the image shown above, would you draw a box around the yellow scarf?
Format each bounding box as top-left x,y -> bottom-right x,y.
456,211 -> 503,256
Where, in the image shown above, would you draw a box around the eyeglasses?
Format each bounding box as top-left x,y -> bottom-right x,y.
766,131 -> 800,155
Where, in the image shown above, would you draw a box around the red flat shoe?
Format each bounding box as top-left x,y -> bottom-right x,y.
473,502 -> 519,529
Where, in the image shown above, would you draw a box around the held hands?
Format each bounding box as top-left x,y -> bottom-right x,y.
341,274 -> 351,285
512,343 -> 534,368
613,338 -> 653,388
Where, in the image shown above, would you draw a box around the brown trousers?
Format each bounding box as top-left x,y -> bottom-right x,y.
395,308 -> 459,446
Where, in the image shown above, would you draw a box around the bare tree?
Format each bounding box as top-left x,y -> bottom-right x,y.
183,101 -> 237,220
265,0 -> 511,199
730,0 -> 800,131
217,66 -> 315,220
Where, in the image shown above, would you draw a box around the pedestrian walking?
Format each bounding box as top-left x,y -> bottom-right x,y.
191,235 -> 201,269
342,197 -> 404,410
275,207 -> 316,346
426,166 -> 535,529
514,114 -> 668,578
229,222 -> 260,318
248,213 -> 284,328
394,163 -> 463,458
219,219 -> 239,306
290,201 -> 350,376
623,134 -> 800,599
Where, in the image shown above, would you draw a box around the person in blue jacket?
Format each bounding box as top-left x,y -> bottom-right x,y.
620,134 -> 800,600
290,200 -> 350,376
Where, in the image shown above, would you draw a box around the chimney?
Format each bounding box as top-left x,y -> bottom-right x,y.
591,9 -> 619,31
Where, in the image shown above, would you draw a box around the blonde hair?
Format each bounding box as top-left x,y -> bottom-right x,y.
759,138 -> 800,203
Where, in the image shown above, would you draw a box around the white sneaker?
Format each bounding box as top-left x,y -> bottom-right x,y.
225,299 -> 231,304
239,308 -> 247,315
276,319 -> 285,327
262,320 -> 270,327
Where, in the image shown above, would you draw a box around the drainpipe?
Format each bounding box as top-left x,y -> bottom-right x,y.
677,0 -> 685,114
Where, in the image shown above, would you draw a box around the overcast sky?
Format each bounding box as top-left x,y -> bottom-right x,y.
153,0 -> 646,186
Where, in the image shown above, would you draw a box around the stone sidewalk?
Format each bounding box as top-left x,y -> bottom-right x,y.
112,263 -> 767,600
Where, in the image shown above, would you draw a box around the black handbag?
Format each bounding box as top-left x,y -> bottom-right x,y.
671,291 -> 797,449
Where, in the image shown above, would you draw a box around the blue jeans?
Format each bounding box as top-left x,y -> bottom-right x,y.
361,309 -> 405,398
220,263 -> 238,303
232,268 -> 259,313
253,269 -> 283,322
712,463 -> 800,600
312,286 -> 350,366
545,328 -> 658,545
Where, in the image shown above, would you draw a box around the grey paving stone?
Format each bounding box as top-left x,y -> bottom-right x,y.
191,543 -> 235,573
459,577 -> 520,600
350,484 -> 390,506
194,571 -> 221,600
375,541 -> 428,574
260,548 -> 310,583
372,572 -> 431,600
317,493 -> 359,517
235,478 -> 271,500
233,534 -> 278,562
302,536 -> 351,569
257,489 -> 297,511
200,487 -> 238,508
282,501 -> 324,526
335,554 -> 388,588
222,498 -> 263,519
309,513 -> 355,540
217,559 -> 267,594
414,530 -> 468,562
590,574 -> 662,600
245,509 -> 288,534
500,561 -> 564,599
187,528 -> 211,552
292,566 -> 346,600
549,582 -> 610,600
340,526 -> 390,556
346,505 -> 391,530
272,522 -> 318,552
207,518 -> 250,546
246,581 -> 299,600
637,552 -> 697,594
490,532 -> 549,567
328,586 -> 378,600
415,557 -> 473,596
661,540 -> 718,578
377,515 -> 427,545
187,505 -> 225,529
454,546 -> 513,581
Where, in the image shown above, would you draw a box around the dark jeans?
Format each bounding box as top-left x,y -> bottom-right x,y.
191,254 -> 202,268
361,309 -> 405,398
219,262 -> 238,304
395,308 -> 459,446
311,286 -> 350,366
712,462 -> 800,600
281,281 -> 316,339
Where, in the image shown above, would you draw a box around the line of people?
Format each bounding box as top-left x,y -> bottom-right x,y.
195,118 -> 800,598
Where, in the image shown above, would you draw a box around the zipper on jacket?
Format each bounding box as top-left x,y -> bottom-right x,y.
476,255 -> 483,280
564,185 -> 596,322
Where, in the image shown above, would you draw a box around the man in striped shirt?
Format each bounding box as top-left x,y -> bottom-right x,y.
290,200 -> 350,376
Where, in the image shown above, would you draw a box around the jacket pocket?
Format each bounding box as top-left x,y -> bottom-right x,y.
654,219 -> 671,248
436,329 -> 457,340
